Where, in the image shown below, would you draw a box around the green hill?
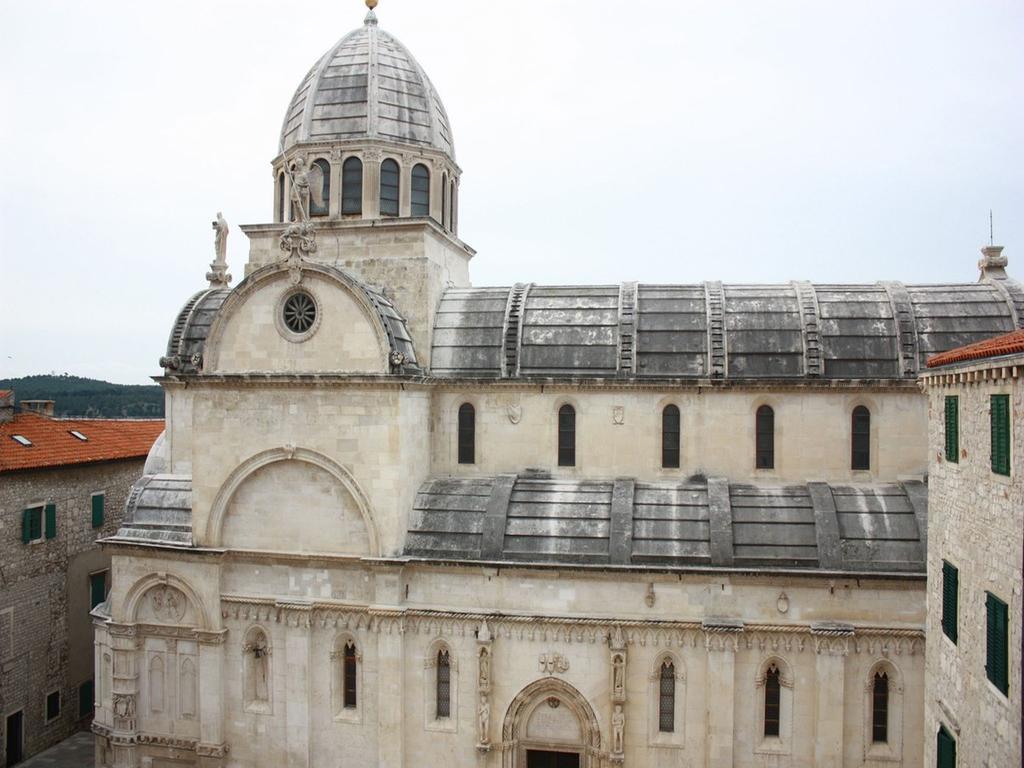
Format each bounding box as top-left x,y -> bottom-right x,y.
0,375 -> 164,419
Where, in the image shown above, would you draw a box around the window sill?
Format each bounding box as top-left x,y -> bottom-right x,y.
334,708 -> 361,725
244,702 -> 272,716
647,737 -> 685,750
425,717 -> 456,734
864,743 -> 900,763
984,678 -> 1010,703
754,738 -> 790,756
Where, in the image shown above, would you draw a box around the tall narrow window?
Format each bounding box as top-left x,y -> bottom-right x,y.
941,560 -> 958,643
90,572 -> 107,610
986,592 -> 1009,695
380,159 -> 400,216
763,665 -> 781,737
411,163 -> 430,217
91,493 -> 105,528
441,174 -> 449,229
937,726 -> 957,768
457,403 -> 475,464
343,641 -> 357,708
658,660 -> 675,733
436,649 -> 451,718
449,179 -> 456,231
756,405 -> 775,469
342,157 -> 363,215
871,671 -> 889,742
944,395 -> 959,463
991,394 -> 1011,476
277,171 -> 286,222
662,405 -> 681,468
852,405 -> 870,470
558,405 -> 576,467
309,159 -> 330,216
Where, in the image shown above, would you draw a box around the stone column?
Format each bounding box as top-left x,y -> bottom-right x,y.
703,620 -> 742,768
108,625 -> 140,768
376,618 -> 405,766
364,149 -> 382,219
811,623 -> 852,768
196,630 -> 229,766
284,607 -> 313,768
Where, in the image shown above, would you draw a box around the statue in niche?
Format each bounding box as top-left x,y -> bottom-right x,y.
478,647 -> 490,691
244,631 -> 270,703
611,704 -> 625,755
289,156 -> 311,222
611,652 -> 625,701
477,692 -> 490,745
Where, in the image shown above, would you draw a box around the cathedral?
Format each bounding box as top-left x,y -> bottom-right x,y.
92,3 -> 1024,767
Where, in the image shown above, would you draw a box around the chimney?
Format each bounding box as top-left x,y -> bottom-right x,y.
978,245 -> 1008,280
21,400 -> 55,417
0,390 -> 13,424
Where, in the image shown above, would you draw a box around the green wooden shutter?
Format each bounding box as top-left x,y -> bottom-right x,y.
44,503 -> 57,539
937,726 -> 956,768
986,592 -> 1009,694
991,394 -> 1010,476
91,494 -> 105,528
22,509 -> 33,543
944,396 -> 959,463
941,561 -> 958,643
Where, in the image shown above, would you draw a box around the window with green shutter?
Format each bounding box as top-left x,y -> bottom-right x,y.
944,396 -> 959,463
89,572 -> 107,611
941,561 -> 958,644
21,506 -> 43,543
91,493 -> 105,528
986,592 -> 1009,695
991,394 -> 1011,476
44,502 -> 57,539
936,726 -> 956,768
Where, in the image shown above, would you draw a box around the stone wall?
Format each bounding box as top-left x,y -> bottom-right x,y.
923,357 -> 1023,767
0,459 -> 143,764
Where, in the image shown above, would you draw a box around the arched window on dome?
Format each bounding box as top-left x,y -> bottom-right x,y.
441,173 -> 449,230
852,405 -> 870,470
449,178 -> 456,232
276,171 -> 286,223
309,159 -> 330,217
380,159 -> 400,217
411,164 -> 430,217
342,157 -> 363,215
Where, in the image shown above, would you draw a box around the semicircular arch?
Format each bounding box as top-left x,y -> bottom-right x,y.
502,677 -> 602,767
122,572 -> 211,630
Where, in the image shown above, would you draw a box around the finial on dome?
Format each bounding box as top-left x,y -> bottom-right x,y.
365,0 -> 378,25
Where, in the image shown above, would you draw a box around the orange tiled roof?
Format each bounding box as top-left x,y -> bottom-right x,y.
927,329 -> 1024,368
0,412 -> 163,472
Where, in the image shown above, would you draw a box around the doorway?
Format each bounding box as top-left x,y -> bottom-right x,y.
5,711 -> 24,767
526,750 -> 580,768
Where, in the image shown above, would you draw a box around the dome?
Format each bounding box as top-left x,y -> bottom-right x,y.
279,9 -> 455,160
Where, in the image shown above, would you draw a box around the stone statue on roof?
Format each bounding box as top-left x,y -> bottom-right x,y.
207,212 -> 232,287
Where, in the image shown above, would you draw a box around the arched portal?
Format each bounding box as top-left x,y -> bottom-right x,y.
502,678 -> 602,768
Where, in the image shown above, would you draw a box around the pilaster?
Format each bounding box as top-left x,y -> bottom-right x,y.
812,622 -> 853,768
702,619 -> 742,768
283,605 -> 312,768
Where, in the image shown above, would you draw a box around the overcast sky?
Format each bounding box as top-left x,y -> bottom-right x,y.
1,0 -> 1021,384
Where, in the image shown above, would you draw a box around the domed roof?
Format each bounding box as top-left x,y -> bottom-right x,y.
280,9 -> 455,160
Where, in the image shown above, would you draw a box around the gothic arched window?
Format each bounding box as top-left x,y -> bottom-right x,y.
872,671 -> 889,743
449,178 -> 456,231
852,405 -> 871,470
342,157 -> 363,215
458,403 -> 475,464
763,664 -> 781,737
441,173 -> 449,229
756,405 -> 775,469
658,660 -> 675,733
558,404 -> 576,467
380,159 -> 400,216
343,641 -> 358,709
435,649 -> 451,719
662,405 -> 680,468
411,163 -> 430,217
309,159 -> 330,216
277,171 -> 286,222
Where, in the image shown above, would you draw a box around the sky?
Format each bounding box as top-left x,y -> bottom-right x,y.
1,0 -> 1021,385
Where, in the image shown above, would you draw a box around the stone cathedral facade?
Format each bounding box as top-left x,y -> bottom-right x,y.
91,5 -> 1024,768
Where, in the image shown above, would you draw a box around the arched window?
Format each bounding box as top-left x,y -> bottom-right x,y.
343,641 -> 358,709
411,163 -> 430,217
309,159 -> 330,216
457,403 -> 475,464
872,671 -> 888,743
380,159 -> 400,216
763,664 -> 781,737
342,157 -> 363,215
277,171 -> 286,222
558,404 -> 576,467
662,405 -> 680,468
441,173 -> 449,229
435,649 -> 451,719
449,179 -> 456,231
852,405 -> 870,470
756,405 -> 775,469
658,660 -> 675,733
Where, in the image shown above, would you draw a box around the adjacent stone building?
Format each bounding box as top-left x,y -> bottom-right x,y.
91,4 -> 1024,767
0,391 -> 162,765
921,330 -> 1024,768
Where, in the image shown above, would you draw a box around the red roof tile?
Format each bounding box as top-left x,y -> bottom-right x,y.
927,329 -> 1024,368
0,412 -> 163,473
